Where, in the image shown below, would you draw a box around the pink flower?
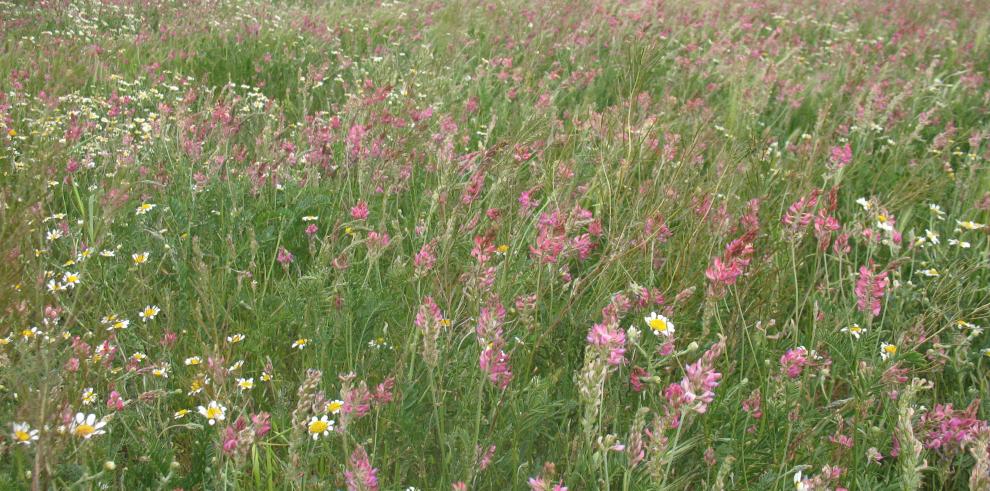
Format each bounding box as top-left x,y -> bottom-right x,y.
351,201 -> 369,220
780,347 -> 810,379
367,231 -> 390,252
781,189 -> 820,234
855,264 -> 888,317
830,143 -> 852,168
107,390 -> 125,411
347,124 -> 366,159
919,401 -> 988,455
222,426 -> 239,455
462,171 -> 486,205
414,242 -> 436,275
252,412 -> 271,437
345,446 -> 379,491
479,346 -> 513,389
705,229 -> 756,297
742,389 -> 762,419
813,210 -> 840,251
586,323 -> 626,366
277,247 -> 294,265
305,224 -> 318,236
667,338 -> 725,414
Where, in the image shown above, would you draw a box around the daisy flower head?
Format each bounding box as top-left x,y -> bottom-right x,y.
107,318 -> 130,331
919,268 -> 940,278
135,202 -> 156,215
81,387 -> 96,405
188,376 -> 209,395
198,401 -> 227,425
841,323 -> 865,339
174,409 -> 190,419
956,220 -> 986,231
307,415 -> 335,440
138,305 -> 160,321
644,312 -> 675,337
292,338 -> 311,350
326,399 -> 344,414
62,271 -> 81,288
11,422 -> 39,445
132,252 -> 149,265
302,215 -> 319,222
227,333 -> 245,343
794,470 -> 809,491
70,413 -> 108,439
21,327 -> 40,341
875,213 -> 893,231
929,203 -> 946,220
236,377 -> 254,391
880,342 -> 897,361
184,356 -> 202,366
151,364 -> 170,378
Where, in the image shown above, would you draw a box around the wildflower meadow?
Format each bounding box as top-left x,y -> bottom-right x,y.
2,0 -> 990,489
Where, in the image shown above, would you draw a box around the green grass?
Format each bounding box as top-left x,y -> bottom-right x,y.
1,0 -> 989,489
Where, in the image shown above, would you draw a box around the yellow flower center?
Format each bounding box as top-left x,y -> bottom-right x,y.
648,318 -> 668,332
74,424 -> 95,438
206,407 -> 222,420
308,420 -> 329,434
327,401 -> 343,413
884,345 -> 897,354
15,430 -> 31,442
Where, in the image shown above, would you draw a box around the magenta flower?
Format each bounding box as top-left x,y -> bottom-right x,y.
780,347 -> 810,379
351,200 -> 369,220
855,264 -> 888,317
586,322 -> 626,366
344,446 -> 379,491
829,143 -> 852,168
106,390 -> 125,411
276,247 -> 294,265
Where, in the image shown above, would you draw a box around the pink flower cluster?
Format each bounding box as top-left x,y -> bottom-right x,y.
586,323 -> 627,366
829,143 -> 852,168
529,206 -> 601,264
345,445 -> 379,491
781,189 -> 821,235
705,200 -> 760,297
779,346 -> 812,379
920,401 -> 989,455
855,264 -> 889,317
665,337 -> 725,414
477,300 -> 513,389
